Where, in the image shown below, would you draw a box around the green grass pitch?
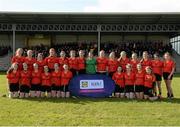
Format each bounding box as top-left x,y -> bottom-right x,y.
0,72 -> 180,126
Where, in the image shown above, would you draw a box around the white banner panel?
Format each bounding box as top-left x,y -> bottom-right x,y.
80,80 -> 104,90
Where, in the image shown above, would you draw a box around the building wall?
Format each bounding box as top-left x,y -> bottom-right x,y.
78,35 -> 97,42
124,35 -> 146,41
147,35 -> 170,44
101,35 -> 122,43
15,35 -> 26,48
0,34 -> 11,46
0,33 -> 171,47
55,35 -> 77,44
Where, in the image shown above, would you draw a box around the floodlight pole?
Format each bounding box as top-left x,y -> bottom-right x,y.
97,25 -> 101,56
12,24 -> 16,55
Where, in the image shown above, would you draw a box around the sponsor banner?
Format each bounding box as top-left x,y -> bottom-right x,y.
69,74 -> 115,98
80,80 -> 104,90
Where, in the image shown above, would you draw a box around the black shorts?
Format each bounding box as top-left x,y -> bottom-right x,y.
20,85 -> 30,93
154,73 -> 162,81
60,85 -> 69,92
125,85 -> 134,93
163,72 -> 173,80
115,85 -> 125,93
78,69 -> 86,74
70,69 -> 77,76
9,83 -> 19,92
51,84 -> 61,91
144,87 -> 153,97
41,85 -> 51,92
135,85 -> 144,92
31,84 -> 41,91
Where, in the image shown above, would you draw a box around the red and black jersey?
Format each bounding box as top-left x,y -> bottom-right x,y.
163,60 -> 175,73
24,57 -> 36,72
112,72 -> 125,87
11,56 -> 25,71
77,57 -> 85,70
141,59 -> 152,70
134,71 -> 145,85
68,57 -> 78,70
20,70 -> 31,86
61,70 -> 73,85
44,56 -> 58,70
96,57 -> 108,72
7,70 -> 20,84
108,59 -> 118,73
124,72 -> 135,85
151,59 -> 163,75
51,71 -> 61,86
118,57 -> 129,71
31,70 -> 41,85
58,57 -> 68,70
130,59 -> 139,72
41,73 -> 51,86
36,60 -> 46,72
144,74 -> 156,88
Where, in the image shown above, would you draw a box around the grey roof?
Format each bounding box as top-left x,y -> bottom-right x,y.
0,12 -> 180,24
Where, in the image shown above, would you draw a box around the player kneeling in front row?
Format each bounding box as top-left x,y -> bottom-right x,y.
61,64 -> 73,98
144,66 -> 158,101
30,63 -> 41,98
134,64 -> 144,100
124,64 -> 135,99
19,63 -> 31,98
112,66 -> 125,98
51,63 -> 61,98
6,62 -> 20,98
41,66 -> 51,98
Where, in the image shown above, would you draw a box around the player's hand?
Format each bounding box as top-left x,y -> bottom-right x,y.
168,75 -> 171,80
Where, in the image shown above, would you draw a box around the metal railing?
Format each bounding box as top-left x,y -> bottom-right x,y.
0,23 -> 179,32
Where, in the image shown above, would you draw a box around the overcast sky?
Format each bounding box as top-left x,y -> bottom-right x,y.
0,0 -> 180,12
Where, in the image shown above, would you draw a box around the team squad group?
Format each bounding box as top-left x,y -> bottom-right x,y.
6,48 -> 175,100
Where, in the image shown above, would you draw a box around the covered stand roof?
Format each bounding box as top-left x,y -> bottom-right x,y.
0,12 -> 180,24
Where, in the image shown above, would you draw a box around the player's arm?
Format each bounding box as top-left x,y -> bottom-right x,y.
168,62 -> 175,79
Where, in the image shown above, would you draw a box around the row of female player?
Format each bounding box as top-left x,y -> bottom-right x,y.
6,48 -> 175,100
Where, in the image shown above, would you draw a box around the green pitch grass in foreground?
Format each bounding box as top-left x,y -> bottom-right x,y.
0,73 -> 180,126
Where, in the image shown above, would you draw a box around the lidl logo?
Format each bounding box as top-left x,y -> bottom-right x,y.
81,81 -> 88,88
